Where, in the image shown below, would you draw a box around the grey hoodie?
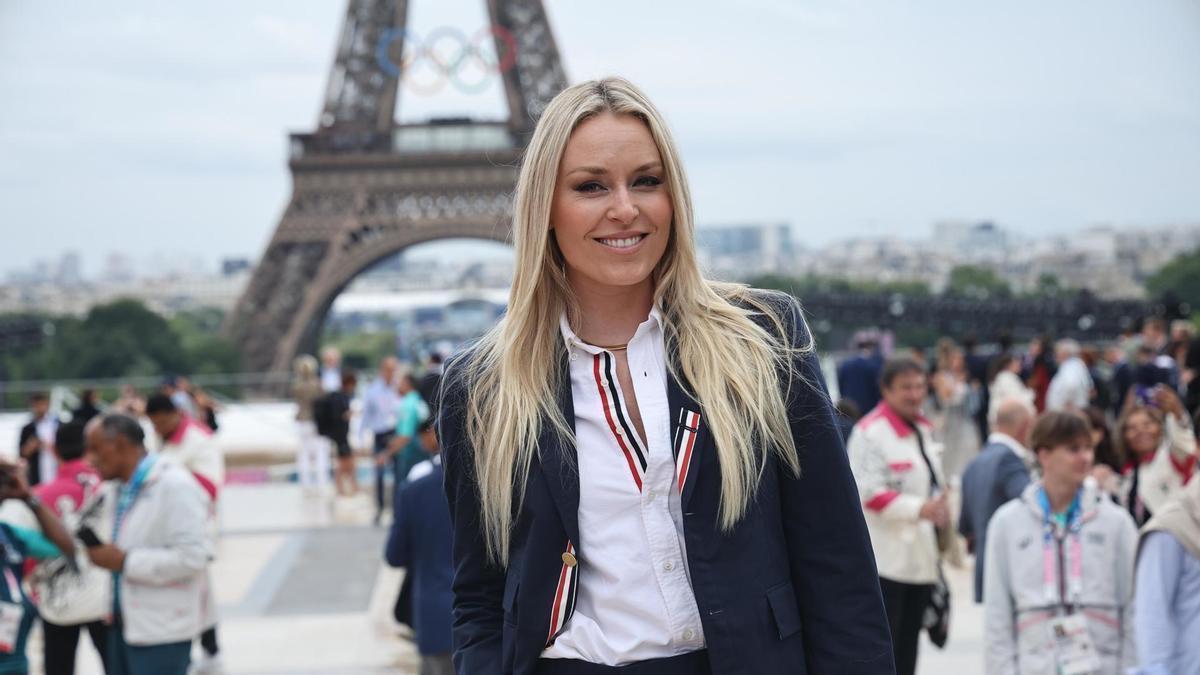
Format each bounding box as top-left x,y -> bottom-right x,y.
984,481 -> 1138,675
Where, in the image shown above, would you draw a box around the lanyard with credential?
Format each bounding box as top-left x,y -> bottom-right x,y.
1037,487 -> 1083,608
113,454 -> 157,544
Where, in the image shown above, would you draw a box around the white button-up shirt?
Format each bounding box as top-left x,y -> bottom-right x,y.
542,307 -> 706,665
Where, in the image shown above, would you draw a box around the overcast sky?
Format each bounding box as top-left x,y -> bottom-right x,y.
1,0 -> 1198,278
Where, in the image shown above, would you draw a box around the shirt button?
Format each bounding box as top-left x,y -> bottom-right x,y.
616,427 -> 624,436
647,489 -> 656,500
683,629 -> 695,640
569,352 -> 578,362
663,561 -> 675,571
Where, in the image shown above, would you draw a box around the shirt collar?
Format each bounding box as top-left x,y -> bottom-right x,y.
862,402 -> 932,438
988,432 -> 1031,463
558,305 -> 663,355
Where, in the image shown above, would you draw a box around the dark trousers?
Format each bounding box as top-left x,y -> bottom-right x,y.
879,577 -> 933,675
42,619 -> 109,675
373,430 -> 398,515
535,650 -> 711,674
107,614 -> 191,675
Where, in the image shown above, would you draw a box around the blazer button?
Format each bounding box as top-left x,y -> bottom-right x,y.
562,552 -> 578,567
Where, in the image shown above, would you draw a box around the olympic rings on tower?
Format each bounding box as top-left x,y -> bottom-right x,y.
375,25 -> 519,96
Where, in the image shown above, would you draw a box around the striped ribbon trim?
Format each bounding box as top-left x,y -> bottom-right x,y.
545,541 -> 579,647
592,352 -> 648,491
673,408 -> 701,492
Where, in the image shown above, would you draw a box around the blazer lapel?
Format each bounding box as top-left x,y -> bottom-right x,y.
537,345 -> 581,549
666,358 -> 711,512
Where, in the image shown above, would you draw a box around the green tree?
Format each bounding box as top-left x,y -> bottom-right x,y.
945,265 -> 1011,299
1146,247 -> 1200,308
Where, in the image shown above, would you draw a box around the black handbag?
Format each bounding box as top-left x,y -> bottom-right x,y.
923,565 -> 950,649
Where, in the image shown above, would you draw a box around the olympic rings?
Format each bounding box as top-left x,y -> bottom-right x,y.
375,24 -> 519,96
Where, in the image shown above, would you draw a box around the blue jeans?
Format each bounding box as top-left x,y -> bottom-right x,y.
108,613 -> 190,675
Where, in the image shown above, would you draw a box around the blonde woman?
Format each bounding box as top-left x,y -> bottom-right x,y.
440,78 -> 893,675
292,355 -> 329,493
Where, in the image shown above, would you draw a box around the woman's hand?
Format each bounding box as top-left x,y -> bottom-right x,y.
1153,386 -> 1186,422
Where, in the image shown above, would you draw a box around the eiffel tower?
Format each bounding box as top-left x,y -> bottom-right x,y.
226,0 -> 568,376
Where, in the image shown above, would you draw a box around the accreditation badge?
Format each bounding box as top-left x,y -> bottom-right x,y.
0,601 -> 23,654
1049,614 -> 1100,675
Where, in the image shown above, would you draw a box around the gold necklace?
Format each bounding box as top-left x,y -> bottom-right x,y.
594,343 -> 628,351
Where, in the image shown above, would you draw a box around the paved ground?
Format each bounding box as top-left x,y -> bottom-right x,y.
28,475 -> 986,674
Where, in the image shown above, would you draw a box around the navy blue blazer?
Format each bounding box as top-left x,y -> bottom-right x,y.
958,440 -> 1031,603
386,460 -> 455,656
440,292 -> 895,674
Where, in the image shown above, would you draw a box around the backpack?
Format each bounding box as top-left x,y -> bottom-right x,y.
313,392 -> 340,439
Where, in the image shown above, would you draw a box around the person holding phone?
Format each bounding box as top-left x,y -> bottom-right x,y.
1114,386 -> 1197,527
0,457 -> 78,675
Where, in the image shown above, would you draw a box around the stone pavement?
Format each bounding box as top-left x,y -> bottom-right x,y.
30,478 -> 986,674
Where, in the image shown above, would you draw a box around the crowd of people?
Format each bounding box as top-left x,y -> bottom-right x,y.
838,316 -> 1199,675
5,377 -> 226,675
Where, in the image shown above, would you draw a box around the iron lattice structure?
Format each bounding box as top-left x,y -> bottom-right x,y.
226,0 -> 568,375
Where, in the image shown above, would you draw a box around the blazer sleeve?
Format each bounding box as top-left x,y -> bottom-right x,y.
998,451 -> 1032,502
384,481 -> 411,568
774,295 -> 896,674
439,358 -> 507,674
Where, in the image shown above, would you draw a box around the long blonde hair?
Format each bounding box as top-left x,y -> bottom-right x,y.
459,77 -> 809,564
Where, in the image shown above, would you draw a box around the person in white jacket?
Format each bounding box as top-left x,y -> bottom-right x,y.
848,356 -> 948,675
984,411 -> 1138,675
84,414 -> 209,675
1114,386 -> 1197,527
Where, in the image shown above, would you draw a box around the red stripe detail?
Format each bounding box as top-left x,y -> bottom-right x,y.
547,558 -> 570,644
865,490 -> 901,512
1169,453 -> 1197,482
678,412 -> 699,492
192,471 -> 218,501
593,355 -> 642,491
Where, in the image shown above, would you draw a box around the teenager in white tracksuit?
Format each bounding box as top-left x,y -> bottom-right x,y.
985,411 -> 1138,675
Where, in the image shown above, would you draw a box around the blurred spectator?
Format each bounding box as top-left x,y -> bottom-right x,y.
320,346 -> 343,393
418,352 -> 445,418
1082,406 -> 1122,497
834,398 -> 862,442
362,357 -> 400,525
1132,474 -> 1200,675
1185,333 -> 1200,415
0,457 -> 78,675
145,394 -> 225,673
1045,339 -> 1092,412
384,374 -> 431,489
1141,317 -> 1168,355
837,338 -> 884,415
72,389 -> 103,425
961,335 -> 993,441
18,391 -> 59,486
29,420 -> 110,675
160,376 -> 197,418
1114,387 -> 1197,526
987,353 -> 1034,425
85,414 -> 209,675
930,340 -> 981,481
292,355 -> 329,495
319,371 -> 359,497
959,397 -> 1035,603
385,419 -> 453,675
110,384 -> 145,417
1081,345 -> 1111,412
984,411 -> 1138,675
192,387 -> 220,433
848,357 -> 946,675
1023,336 -> 1055,412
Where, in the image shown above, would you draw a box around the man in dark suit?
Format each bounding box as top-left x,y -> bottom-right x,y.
837,338 -> 883,415
386,419 -> 454,675
18,392 -> 57,486
958,397 -> 1036,602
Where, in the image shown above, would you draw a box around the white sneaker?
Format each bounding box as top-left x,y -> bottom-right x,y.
190,654 -> 225,675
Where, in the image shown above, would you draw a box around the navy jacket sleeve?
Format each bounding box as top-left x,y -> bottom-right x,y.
998,451 -> 1031,502
774,294 -> 896,673
385,481 -> 411,568
439,358 -> 507,674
